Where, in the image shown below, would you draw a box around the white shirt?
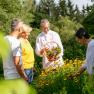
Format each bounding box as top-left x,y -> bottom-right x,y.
3,35 -> 22,79
82,39 -> 94,75
35,30 -> 64,69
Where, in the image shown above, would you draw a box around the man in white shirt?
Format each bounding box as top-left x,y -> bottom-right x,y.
3,19 -> 27,80
35,19 -> 64,69
70,28 -> 94,78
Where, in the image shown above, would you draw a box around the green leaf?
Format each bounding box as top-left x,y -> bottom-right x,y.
0,32 -> 9,58
0,79 -> 36,94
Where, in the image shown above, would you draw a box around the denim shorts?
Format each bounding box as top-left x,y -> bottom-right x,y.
24,68 -> 33,84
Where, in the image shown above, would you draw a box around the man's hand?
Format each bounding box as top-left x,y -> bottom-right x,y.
40,48 -> 48,56
24,76 -> 28,81
47,56 -> 55,62
68,66 -> 86,80
40,48 -> 45,55
23,71 -> 28,81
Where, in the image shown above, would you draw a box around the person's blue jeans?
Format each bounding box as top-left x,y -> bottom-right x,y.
24,68 -> 33,84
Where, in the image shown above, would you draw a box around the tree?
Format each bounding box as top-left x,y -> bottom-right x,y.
59,0 -> 67,16
0,0 -> 33,33
74,5 -> 82,22
36,0 -> 56,17
67,0 -> 75,19
85,4 -> 92,14
22,0 -> 36,13
83,5 -> 94,35
82,5 -> 86,17
31,0 -> 58,28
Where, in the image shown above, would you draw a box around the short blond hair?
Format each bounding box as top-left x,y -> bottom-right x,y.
22,24 -> 32,33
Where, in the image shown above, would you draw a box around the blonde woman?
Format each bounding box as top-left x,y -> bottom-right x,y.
19,24 -> 35,84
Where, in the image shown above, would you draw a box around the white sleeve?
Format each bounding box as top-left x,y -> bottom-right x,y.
35,37 -> 42,57
85,45 -> 94,73
12,42 -> 21,56
82,45 -> 94,72
54,33 -> 64,56
86,45 -> 94,65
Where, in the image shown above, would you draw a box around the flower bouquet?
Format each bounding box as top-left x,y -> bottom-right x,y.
44,42 -> 61,62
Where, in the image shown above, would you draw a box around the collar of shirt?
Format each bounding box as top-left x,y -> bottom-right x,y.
42,30 -> 51,35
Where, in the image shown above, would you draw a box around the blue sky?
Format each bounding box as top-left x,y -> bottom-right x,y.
36,0 -> 93,10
